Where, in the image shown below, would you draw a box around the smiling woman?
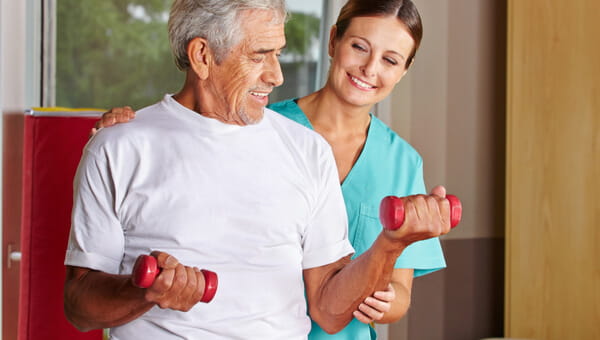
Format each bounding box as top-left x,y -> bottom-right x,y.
53,0 -> 326,110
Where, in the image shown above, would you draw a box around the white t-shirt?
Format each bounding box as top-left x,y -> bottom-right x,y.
65,94 -> 354,340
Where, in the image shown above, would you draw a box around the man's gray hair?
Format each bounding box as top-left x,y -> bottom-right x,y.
168,0 -> 288,70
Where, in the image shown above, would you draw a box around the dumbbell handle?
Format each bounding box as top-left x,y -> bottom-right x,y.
379,194 -> 462,230
131,255 -> 218,303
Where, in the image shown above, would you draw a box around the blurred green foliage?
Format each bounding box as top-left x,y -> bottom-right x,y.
284,11 -> 321,60
56,0 -> 321,110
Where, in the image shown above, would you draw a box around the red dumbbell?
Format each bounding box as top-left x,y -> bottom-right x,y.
379,194 -> 462,230
131,254 -> 218,303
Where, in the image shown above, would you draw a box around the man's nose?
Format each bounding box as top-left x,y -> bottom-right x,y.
264,57 -> 284,87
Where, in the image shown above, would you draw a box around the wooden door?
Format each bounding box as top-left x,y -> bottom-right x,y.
505,1 -> 600,339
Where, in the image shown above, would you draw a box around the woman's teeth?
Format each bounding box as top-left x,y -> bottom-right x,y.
351,76 -> 374,89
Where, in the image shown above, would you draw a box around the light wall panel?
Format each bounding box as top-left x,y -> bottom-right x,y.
506,1 -> 600,339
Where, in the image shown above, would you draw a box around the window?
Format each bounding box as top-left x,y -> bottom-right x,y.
272,0 -> 324,103
53,0 -> 326,110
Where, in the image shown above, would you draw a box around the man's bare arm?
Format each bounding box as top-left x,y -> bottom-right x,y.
64,252 -> 207,331
64,266 -> 152,331
304,190 -> 451,334
303,233 -> 407,333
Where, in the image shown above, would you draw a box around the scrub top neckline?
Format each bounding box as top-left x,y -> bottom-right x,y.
290,98 -> 373,188
339,114 -> 373,188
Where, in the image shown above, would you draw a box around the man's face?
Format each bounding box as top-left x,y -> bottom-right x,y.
202,9 -> 285,125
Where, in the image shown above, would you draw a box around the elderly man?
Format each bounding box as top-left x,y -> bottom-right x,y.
64,0 -> 451,339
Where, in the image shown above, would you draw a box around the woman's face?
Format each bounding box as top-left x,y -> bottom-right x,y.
327,15 -> 415,108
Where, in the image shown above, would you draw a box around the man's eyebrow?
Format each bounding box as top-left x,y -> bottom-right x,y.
255,44 -> 287,54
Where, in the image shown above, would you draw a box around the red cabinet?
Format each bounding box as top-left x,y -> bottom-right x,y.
3,110 -> 103,340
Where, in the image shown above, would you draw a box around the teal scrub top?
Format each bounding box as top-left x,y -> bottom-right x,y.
268,99 -> 446,340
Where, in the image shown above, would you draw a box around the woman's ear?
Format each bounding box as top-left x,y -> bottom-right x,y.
187,37 -> 211,80
397,70 -> 408,84
399,58 -> 415,79
328,25 -> 338,58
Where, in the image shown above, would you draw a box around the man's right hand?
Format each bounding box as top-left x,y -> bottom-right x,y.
381,186 -> 453,248
141,251 -> 208,312
90,106 -> 136,136
64,251 -> 209,331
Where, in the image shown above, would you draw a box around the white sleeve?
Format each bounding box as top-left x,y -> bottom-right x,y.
64,146 -> 124,274
301,143 -> 354,269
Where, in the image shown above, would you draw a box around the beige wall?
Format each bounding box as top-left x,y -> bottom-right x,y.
389,0 -> 506,241
386,0 -> 507,339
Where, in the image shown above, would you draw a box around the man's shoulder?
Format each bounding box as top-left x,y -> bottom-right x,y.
265,107 -> 315,136
267,98 -> 297,119
265,107 -> 328,148
268,98 -> 313,129
87,100 -> 166,150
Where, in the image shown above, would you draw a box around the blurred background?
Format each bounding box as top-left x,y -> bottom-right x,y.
1,0 -> 598,339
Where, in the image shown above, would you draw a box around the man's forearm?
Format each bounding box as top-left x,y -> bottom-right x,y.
307,234 -> 407,333
64,266 -> 154,331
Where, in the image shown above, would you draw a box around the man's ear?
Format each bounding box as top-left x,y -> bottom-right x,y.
187,37 -> 211,80
328,25 -> 338,58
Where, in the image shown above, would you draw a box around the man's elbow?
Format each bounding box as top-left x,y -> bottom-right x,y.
63,289 -> 101,332
309,307 -> 351,334
64,305 -> 95,332
320,322 -> 347,335
312,318 -> 346,334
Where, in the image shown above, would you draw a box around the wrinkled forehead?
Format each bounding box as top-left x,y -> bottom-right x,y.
236,9 -> 286,46
238,7 -> 286,26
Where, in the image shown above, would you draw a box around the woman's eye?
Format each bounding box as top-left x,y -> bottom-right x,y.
384,57 -> 398,65
352,43 -> 366,51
